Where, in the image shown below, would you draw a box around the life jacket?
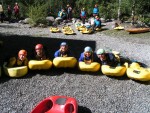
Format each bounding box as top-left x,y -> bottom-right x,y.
81,11 -> 86,17
14,5 -> 19,13
67,7 -> 72,13
83,53 -> 93,63
59,50 -> 70,57
8,7 -> 12,14
100,53 -> 119,66
8,57 -> 28,67
93,7 -> 99,14
94,19 -> 101,26
35,52 -> 47,60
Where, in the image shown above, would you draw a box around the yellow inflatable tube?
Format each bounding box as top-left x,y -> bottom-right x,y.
126,62 -> 150,81
80,28 -> 93,34
3,62 -> 28,77
114,26 -> 124,30
101,63 -> 127,76
79,62 -> 100,72
28,60 -> 52,70
53,57 -> 77,68
50,27 -> 60,33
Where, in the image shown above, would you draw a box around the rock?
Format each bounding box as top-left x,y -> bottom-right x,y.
72,18 -> 77,23
19,18 -> 31,24
46,16 -> 55,22
38,23 -> 47,28
55,17 -> 62,22
23,18 -> 31,24
100,18 -> 106,23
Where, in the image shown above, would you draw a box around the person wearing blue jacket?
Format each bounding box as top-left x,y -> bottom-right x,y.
93,16 -> 101,30
96,49 -> 120,67
58,9 -> 67,20
93,4 -> 99,17
54,42 -> 72,57
80,8 -> 86,24
79,46 -> 98,64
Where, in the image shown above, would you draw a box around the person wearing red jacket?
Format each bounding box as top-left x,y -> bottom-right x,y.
13,2 -> 20,20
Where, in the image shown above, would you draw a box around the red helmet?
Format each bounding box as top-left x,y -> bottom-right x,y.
18,50 -> 27,56
35,44 -> 43,50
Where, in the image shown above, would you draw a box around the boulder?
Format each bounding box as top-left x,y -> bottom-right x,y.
100,18 -> 106,23
46,16 -> 55,22
55,17 -> 62,22
23,18 -> 31,24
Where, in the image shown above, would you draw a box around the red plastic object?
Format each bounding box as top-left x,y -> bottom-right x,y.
30,95 -> 78,113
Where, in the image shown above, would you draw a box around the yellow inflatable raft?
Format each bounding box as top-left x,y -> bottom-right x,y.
114,26 -> 124,30
62,26 -> 72,32
79,62 -> 100,72
50,27 -> 60,33
3,62 -> 28,77
63,29 -> 75,35
77,26 -> 86,31
95,27 -> 102,31
53,57 -> 77,68
101,63 -> 127,76
28,60 -> 52,70
126,62 -> 150,81
80,28 -> 93,34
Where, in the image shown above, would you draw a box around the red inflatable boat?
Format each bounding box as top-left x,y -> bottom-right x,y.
30,95 -> 78,113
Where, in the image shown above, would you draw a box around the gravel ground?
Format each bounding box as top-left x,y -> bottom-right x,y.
0,22 -> 150,113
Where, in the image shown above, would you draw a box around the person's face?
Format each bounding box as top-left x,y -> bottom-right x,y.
18,54 -> 26,61
60,45 -> 68,52
84,52 -> 91,57
97,54 -> 106,60
35,48 -> 43,56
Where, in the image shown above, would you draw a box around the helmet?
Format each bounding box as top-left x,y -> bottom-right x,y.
96,49 -> 105,55
35,44 -> 43,50
84,46 -> 92,52
82,8 -> 85,10
60,42 -> 67,46
18,50 -> 27,56
95,16 -> 99,18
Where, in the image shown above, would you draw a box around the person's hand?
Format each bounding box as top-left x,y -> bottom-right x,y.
85,61 -> 91,65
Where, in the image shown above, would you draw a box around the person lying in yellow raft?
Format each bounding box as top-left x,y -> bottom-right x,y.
7,49 -> 28,67
79,46 -> 98,64
54,42 -> 73,57
34,44 -> 47,60
96,49 -> 120,66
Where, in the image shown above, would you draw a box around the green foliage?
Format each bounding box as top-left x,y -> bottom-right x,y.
1,0 -> 149,24
27,2 -> 48,26
139,16 -> 150,24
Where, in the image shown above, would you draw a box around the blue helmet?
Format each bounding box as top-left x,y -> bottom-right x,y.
60,42 -> 67,46
84,46 -> 92,52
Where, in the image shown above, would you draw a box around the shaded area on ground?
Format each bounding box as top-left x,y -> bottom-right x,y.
0,33 -> 96,61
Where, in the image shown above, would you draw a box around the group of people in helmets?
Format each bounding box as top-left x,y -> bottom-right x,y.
7,42 -> 121,68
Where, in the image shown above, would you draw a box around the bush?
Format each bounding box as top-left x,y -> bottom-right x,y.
27,2 -> 48,26
139,16 -> 150,25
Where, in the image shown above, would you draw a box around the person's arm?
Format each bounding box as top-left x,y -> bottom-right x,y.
78,53 -> 84,62
7,57 -> 16,67
109,53 -> 120,66
24,58 -> 28,66
54,50 -> 60,58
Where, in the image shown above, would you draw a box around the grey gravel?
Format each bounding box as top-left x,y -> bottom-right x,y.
0,22 -> 150,113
